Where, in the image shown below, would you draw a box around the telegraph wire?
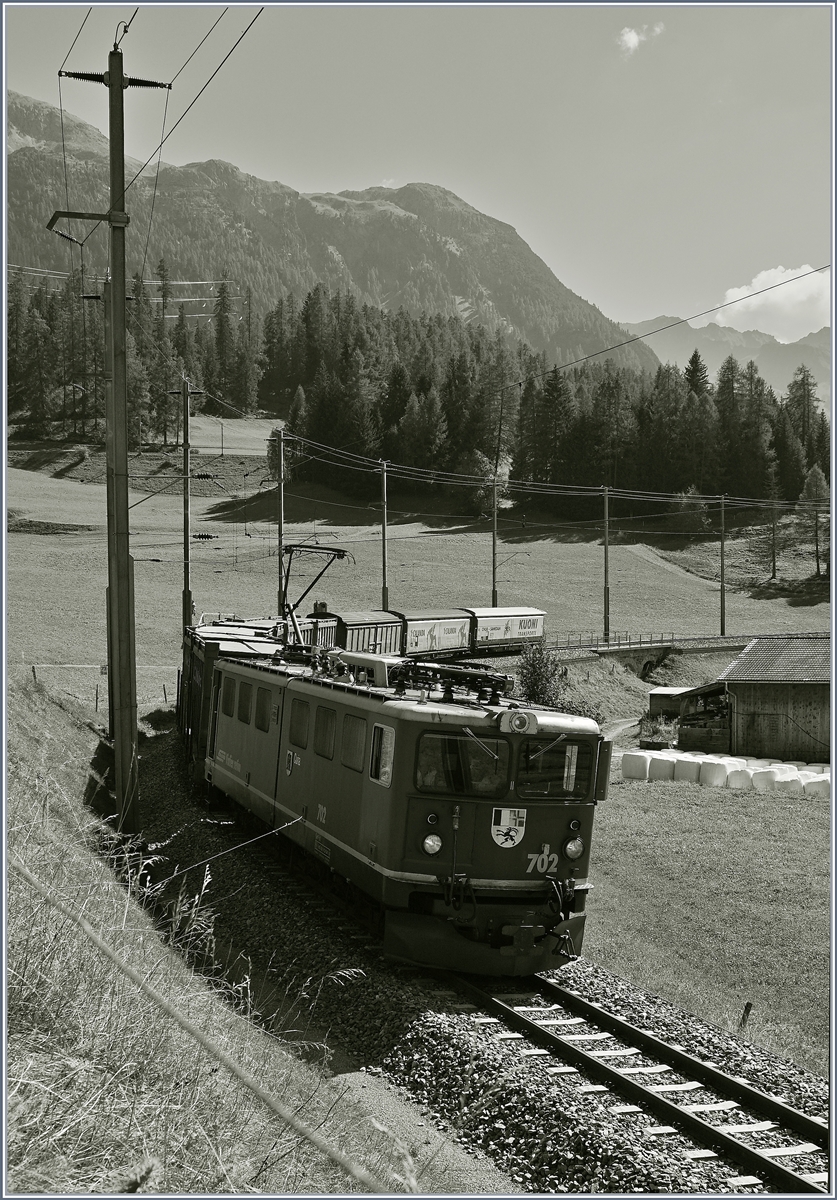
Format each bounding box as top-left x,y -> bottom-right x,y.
81,6 -> 265,246
169,7 -> 229,85
140,88 -> 171,281
59,7 -> 92,71
116,9 -> 140,46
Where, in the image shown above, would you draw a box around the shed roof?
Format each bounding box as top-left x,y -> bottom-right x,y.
718,635 -> 831,684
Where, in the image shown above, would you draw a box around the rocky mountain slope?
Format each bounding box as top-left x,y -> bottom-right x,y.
621,315 -> 831,406
8,91 -> 659,375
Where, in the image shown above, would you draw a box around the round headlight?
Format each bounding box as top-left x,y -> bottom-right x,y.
510,711 -> 530,733
563,836 -> 585,861
422,833 -> 443,856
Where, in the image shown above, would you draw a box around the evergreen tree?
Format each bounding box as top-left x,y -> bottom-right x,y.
798,464 -> 830,576
684,348 -> 711,398
772,406 -> 807,501
785,365 -> 819,464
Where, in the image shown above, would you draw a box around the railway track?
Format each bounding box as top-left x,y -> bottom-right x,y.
448,974 -> 830,1193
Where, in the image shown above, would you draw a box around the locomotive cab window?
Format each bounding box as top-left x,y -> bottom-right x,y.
255,687 -> 271,732
370,725 -> 395,787
237,682 -> 252,724
314,706 -> 336,759
290,699 -> 310,748
517,738 -> 593,799
221,675 -> 236,718
341,714 -> 366,772
415,733 -> 509,798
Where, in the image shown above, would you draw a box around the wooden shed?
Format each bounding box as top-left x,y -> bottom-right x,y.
679,634 -> 830,761
648,686 -> 691,718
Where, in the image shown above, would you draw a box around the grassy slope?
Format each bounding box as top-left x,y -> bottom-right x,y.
6,678 -> 419,1194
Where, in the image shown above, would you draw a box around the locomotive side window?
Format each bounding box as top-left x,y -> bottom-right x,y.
290,699 -> 310,748
255,687 -> 271,732
314,706 -> 336,759
370,725 -> 395,787
415,734 -> 509,798
517,738 -> 593,799
341,714 -> 366,772
221,675 -> 236,718
237,682 -> 253,724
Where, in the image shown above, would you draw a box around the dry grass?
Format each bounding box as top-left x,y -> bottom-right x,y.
5,676 -> 419,1194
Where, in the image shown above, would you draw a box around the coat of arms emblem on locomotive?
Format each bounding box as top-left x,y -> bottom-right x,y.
491,807 -> 527,847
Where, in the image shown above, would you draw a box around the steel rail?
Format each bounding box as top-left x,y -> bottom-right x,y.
537,977 -> 828,1147
451,974 -> 828,1194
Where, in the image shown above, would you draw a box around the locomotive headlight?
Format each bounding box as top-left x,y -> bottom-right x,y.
422,833 -> 443,856
563,836 -> 585,861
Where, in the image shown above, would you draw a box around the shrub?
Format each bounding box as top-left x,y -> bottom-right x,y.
517,644 -> 603,724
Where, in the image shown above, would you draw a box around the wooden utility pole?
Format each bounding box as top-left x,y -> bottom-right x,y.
381,460 -> 389,610
603,486 -> 610,643
492,475 -> 498,607
169,378 -> 202,634
276,430 -> 285,619
720,493 -> 726,636
52,46 -> 170,833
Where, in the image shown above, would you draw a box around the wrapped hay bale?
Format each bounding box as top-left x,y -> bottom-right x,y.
727,768 -> 754,790
720,757 -> 747,771
648,754 -> 676,781
752,768 -> 782,792
774,773 -> 804,793
699,760 -> 729,788
785,761 -> 808,770
673,757 -> 702,784
803,775 -> 831,799
807,763 -> 831,775
622,751 -> 652,781
745,758 -> 771,768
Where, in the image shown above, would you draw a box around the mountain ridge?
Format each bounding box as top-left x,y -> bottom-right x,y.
620,315 -> 831,406
7,90 -> 659,375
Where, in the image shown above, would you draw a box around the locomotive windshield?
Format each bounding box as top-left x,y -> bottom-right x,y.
416,733 -> 510,798
517,738 -> 593,798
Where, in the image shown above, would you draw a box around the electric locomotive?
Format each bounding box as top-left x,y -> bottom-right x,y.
202,646 -> 611,976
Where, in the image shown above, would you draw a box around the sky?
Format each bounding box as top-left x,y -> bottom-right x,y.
4,3 -> 834,343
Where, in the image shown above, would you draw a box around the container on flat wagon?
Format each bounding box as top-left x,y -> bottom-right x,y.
314,611 -> 403,654
464,607 -> 546,649
389,610 -> 471,656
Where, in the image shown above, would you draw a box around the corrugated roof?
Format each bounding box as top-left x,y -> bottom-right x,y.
719,635 -> 831,683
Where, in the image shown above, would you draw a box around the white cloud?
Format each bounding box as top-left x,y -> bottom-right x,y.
381,178 -> 396,188
618,22 -> 665,56
691,265 -> 831,344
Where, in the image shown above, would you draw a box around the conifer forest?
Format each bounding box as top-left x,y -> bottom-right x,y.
7,266 -> 828,516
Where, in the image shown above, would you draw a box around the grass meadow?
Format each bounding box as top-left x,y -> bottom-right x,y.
5,444 -> 831,1184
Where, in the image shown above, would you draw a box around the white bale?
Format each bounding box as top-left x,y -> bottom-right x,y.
785,761 -> 808,770
803,776 -> 831,799
774,774 -> 803,793
720,757 -> 747,771
622,752 -> 652,781
752,768 -> 781,792
674,757 -> 702,784
727,769 -> 754,790
699,760 -> 730,788
648,754 -> 676,781
807,763 -> 831,775
745,758 -> 771,768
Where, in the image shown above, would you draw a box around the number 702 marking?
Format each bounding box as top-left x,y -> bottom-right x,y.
527,849 -> 560,873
